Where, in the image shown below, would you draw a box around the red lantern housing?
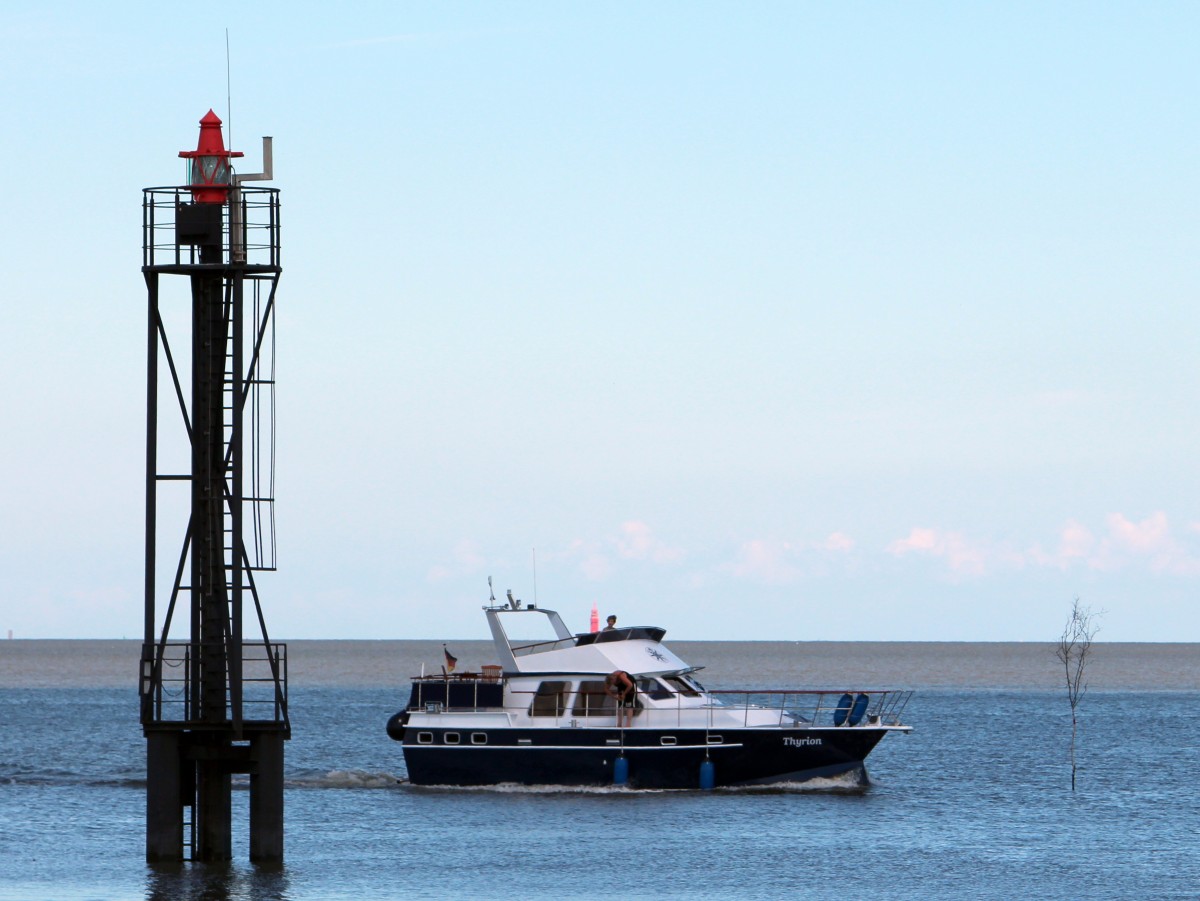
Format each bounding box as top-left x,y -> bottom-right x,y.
179,109 -> 243,204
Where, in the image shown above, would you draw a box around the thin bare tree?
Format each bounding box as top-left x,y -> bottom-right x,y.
1055,597 -> 1099,791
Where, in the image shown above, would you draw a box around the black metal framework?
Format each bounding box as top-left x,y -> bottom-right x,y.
140,184 -> 288,863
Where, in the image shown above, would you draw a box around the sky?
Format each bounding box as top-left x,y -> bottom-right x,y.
1,2 -> 1197,642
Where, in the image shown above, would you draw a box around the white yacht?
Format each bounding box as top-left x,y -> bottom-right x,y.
386,591 -> 912,789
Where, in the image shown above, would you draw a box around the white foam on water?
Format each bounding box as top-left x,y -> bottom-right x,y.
403,781 -> 664,795
719,770 -> 869,793
288,769 -> 403,789
400,775 -> 866,795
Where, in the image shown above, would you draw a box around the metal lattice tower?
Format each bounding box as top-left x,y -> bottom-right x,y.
139,110 -> 288,863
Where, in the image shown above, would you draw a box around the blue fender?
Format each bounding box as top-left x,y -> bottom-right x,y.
848,693 -> 870,726
833,693 -> 854,727
613,756 -> 629,786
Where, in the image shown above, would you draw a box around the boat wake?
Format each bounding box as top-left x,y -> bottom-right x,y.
1,770 -> 147,789
717,771 -> 870,794
399,769 -> 869,796
287,769 -> 403,789
402,781 -> 669,795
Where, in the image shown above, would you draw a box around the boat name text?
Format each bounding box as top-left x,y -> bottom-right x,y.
783,736 -> 823,748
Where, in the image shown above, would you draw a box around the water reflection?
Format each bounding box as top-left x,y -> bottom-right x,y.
146,862 -> 289,901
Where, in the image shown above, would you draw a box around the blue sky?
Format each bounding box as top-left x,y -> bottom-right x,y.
1,2 -> 1197,641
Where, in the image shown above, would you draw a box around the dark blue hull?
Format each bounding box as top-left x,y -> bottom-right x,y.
398,726 -> 887,789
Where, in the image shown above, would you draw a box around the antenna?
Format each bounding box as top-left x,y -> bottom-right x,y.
488,576 -> 495,603
532,548 -> 538,606
225,29 -> 232,152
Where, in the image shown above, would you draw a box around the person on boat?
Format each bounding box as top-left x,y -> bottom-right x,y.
603,615 -> 617,631
605,670 -> 636,727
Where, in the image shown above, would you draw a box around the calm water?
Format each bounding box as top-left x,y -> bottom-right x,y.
2,640 -> 1198,900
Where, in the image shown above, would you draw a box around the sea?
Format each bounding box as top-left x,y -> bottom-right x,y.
2,639 -> 1198,900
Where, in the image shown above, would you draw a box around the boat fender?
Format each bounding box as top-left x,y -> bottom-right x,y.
613,756 -> 629,786
833,693 -> 854,727
699,759 -> 715,790
848,693 -> 870,726
386,710 -> 410,741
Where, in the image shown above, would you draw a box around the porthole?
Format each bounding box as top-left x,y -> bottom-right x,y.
444,732 -> 460,745
416,732 -> 433,744
471,733 -> 488,745
660,736 -> 677,746
707,735 -> 723,744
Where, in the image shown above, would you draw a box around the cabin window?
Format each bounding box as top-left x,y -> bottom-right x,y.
664,675 -> 701,698
707,735 -> 723,744
572,680 -> 616,717
531,680 -> 570,716
643,679 -> 674,701
416,732 -> 433,744
471,732 -> 488,745
444,732 -> 460,745
660,736 -> 677,746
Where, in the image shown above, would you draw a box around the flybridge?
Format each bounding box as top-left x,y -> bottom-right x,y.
484,597 -> 575,669
483,596 -> 682,675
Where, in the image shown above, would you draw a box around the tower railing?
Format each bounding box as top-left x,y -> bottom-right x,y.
143,186 -> 281,270
144,642 -> 290,730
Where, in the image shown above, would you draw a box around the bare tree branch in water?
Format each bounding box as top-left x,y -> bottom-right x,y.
1055,597 -> 1099,791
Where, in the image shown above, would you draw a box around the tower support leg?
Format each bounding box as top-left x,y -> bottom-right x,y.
146,732 -> 183,862
194,752 -> 232,861
250,732 -> 285,862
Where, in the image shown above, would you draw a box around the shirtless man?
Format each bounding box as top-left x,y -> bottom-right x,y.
605,670 -> 637,727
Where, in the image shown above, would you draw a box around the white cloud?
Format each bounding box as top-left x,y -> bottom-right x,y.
1107,512 -> 1169,554
887,527 -> 1029,577
1099,512 -> 1200,575
887,527 -> 994,577
898,512 -> 1200,579
1059,521 -> 1095,561
551,521 -> 686,580
1028,520 -> 1094,570
540,537 -> 612,582
821,531 -> 855,552
432,512 -> 1200,593
426,539 -> 488,583
614,520 -> 685,564
888,528 -> 939,555
721,532 -> 858,585
725,539 -> 801,585
576,543 -> 614,582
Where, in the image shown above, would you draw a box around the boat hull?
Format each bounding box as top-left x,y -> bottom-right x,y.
400,725 -> 888,789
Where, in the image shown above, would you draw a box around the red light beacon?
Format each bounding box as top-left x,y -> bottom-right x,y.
179,109 -> 243,204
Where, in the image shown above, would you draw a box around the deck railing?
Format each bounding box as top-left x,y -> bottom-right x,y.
707,689 -> 913,728
508,636 -> 578,657
406,676 -> 911,730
